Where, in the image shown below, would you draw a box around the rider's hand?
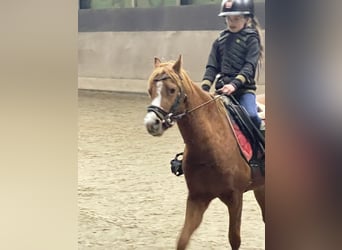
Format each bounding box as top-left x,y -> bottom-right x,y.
218,84 -> 236,95
215,76 -> 229,90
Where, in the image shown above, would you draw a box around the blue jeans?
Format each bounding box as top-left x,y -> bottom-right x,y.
236,93 -> 261,129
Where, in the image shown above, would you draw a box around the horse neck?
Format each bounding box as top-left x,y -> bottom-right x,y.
177,86 -> 236,149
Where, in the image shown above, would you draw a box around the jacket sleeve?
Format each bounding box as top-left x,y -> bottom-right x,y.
202,40 -> 220,83
238,36 -> 260,84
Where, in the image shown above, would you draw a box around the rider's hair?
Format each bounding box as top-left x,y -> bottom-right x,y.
246,16 -> 264,80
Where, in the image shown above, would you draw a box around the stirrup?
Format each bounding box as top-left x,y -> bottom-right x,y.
170,152 -> 184,176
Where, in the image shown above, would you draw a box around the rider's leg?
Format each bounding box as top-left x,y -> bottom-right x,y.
238,92 -> 262,130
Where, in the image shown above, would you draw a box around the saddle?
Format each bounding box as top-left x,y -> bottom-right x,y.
223,95 -> 265,176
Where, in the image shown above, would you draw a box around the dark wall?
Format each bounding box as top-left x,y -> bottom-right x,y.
78,4 -> 265,32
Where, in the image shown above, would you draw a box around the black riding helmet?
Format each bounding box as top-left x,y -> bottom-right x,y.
218,0 -> 254,17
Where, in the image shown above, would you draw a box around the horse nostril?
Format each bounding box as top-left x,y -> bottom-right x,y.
155,119 -> 160,125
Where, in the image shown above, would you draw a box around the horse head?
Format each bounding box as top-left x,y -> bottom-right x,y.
144,55 -> 190,136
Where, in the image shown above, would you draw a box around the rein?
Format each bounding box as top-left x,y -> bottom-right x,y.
148,93 -> 221,129
172,95 -> 221,120
171,74 -> 223,120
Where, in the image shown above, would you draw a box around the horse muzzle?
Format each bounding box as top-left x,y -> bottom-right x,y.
144,111 -> 166,136
144,105 -> 176,136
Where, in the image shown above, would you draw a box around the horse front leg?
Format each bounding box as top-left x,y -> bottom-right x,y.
177,195 -> 211,250
220,192 -> 243,250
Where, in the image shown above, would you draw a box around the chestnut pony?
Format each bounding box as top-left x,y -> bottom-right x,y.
144,55 -> 265,250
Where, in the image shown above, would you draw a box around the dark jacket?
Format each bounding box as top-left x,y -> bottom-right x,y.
203,27 -> 261,93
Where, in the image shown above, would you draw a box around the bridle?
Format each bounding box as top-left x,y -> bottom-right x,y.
147,73 -> 221,129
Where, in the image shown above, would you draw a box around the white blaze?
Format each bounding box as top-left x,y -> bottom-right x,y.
144,80 -> 165,136
151,81 -> 163,107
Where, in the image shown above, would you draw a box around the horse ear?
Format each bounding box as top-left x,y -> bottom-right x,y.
154,57 -> 161,68
172,54 -> 182,74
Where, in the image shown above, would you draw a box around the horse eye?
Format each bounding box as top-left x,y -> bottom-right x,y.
169,88 -> 176,94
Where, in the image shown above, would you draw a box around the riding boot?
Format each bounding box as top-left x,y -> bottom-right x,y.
257,122 -> 265,175
258,123 -> 265,161
260,129 -> 265,141
259,120 -> 265,140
